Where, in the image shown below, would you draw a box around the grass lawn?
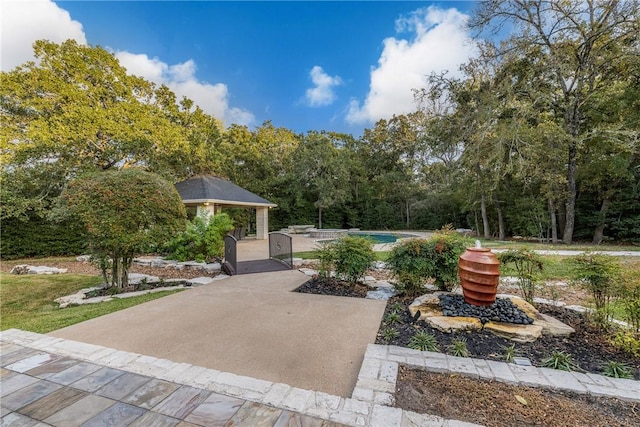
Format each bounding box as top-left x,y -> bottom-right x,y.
476,239 -> 640,251
0,272 -> 182,333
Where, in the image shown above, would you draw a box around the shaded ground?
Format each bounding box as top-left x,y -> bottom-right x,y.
395,366 -> 640,427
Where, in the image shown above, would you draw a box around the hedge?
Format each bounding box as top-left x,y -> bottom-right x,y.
1,217 -> 87,260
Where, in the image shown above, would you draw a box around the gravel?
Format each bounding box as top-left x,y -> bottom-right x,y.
438,294 -> 534,325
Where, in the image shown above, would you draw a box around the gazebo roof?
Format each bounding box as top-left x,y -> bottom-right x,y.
174,175 -> 277,208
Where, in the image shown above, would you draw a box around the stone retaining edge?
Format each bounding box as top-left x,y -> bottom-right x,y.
352,344 -> 640,424
0,329 -> 469,427
5,329 -> 635,426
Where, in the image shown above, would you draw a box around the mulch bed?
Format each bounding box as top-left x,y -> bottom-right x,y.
377,295 -> 640,379
293,276 -> 370,298
294,277 -> 640,378
396,366 -> 640,427
297,277 -> 640,425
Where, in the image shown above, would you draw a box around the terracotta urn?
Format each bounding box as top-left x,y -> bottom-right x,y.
459,247 -> 500,306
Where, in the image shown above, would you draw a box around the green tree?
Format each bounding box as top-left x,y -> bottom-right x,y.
471,0 -> 640,243
293,131 -> 350,229
1,39 -> 191,219
60,169 -> 186,289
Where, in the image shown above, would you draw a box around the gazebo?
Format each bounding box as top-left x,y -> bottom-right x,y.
174,175 -> 277,240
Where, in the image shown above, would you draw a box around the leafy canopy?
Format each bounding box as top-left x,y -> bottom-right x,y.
61,169 -> 186,287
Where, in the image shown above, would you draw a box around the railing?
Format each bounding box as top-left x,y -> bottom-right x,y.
269,232 -> 293,269
223,235 -> 237,275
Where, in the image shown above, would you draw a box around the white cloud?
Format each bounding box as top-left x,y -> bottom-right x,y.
304,65 -> 343,107
0,0 -> 87,71
115,51 -> 254,126
1,0 -> 253,126
346,7 -> 476,125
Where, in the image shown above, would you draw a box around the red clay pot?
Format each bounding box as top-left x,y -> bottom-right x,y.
459,247 -> 500,306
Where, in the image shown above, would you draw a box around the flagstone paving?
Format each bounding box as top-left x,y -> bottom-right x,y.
1,335 -> 347,426
2,329 -> 637,426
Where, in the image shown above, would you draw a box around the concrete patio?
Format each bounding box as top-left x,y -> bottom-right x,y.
49,270 -> 387,398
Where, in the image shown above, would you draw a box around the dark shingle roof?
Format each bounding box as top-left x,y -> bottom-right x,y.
174,175 -> 276,207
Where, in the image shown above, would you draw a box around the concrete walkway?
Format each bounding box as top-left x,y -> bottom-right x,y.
49,270 -> 387,397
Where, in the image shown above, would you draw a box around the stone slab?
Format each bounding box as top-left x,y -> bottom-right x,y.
152,385 -> 211,419
225,401 -> 282,427
19,387 -> 88,420
183,392 -> 244,426
426,316 -> 482,333
1,380 -> 62,410
82,402 -> 146,427
95,372 -> 152,400
44,394 -> 116,427
482,322 -> 543,343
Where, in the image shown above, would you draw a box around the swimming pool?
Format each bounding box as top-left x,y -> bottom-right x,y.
348,232 -> 413,244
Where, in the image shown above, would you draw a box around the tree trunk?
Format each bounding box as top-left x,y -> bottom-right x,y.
318,205 -> 323,229
481,191 -> 490,239
474,211 -> 480,238
406,200 -> 410,228
548,198 -> 558,243
494,196 -> 505,240
558,201 -> 566,238
562,141 -> 578,245
593,196 -> 611,244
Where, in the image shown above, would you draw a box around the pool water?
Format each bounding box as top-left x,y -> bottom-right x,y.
348,232 -> 400,244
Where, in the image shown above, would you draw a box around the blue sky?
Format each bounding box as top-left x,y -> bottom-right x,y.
2,1 -> 478,136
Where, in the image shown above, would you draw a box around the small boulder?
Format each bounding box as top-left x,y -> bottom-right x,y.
408,292 -> 448,319
10,265 -> 68,275
483,322 -> 543,343
9,265 -> 30,275
426,316 -> 482,333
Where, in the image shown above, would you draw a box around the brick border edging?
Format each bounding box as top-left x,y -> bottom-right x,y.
353,344 -> 640,418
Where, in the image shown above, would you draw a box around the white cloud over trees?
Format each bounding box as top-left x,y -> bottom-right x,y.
115,52 -> 254,126
346,6 -> 476,125
1,0 -> 87,71
1,0 -> 253,126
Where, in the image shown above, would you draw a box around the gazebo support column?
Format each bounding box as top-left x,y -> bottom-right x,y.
197,203 -> 216,217
256,207 -> 269,240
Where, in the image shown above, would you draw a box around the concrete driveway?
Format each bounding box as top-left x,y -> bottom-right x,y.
51,270 -> 387,397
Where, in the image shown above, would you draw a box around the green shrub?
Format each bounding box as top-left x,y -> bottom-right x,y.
602,361 -> 633,379
618,275 -> 640,333
333,236 -> 375,283
502,344 -> 518,363
408,331 -> 440,352
541,350 -> 578,371
448,337 -> 469,357
315,240 -> 336,279
164,213 -> 234,262
386,228 -> 470,295
498,249 -> 544,304
570,253 -> 620,327
0,216 -> 88,260
609,330 -> 640,357
61,169 -> 186,289
315,235 -> 375,283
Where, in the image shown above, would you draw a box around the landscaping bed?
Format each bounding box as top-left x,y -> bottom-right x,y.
395,366 -> 640,427
0,258 -> 218,280
297,275 -> 640,424
295,276 -> 639,379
